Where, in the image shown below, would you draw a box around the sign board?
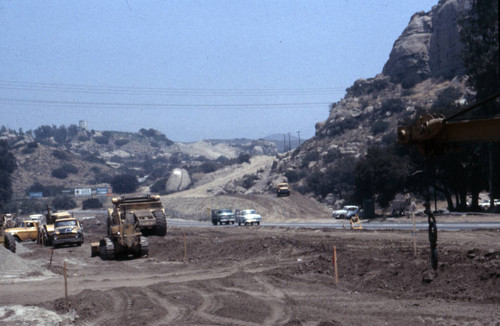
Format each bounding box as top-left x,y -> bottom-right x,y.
75,188 -> 92,196
29,192 -> 43,198
96,187 -> 108,195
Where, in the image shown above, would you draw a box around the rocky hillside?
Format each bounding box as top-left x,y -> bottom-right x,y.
270,0 -> 472,205
2,127 -> 277,197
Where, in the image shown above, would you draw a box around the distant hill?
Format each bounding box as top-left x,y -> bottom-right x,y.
1,127 -> 278,198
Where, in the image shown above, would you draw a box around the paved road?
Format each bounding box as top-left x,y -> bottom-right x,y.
167,219 -> 500,231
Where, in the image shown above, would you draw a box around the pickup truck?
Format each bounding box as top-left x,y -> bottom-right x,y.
51,217 -> 84,246
211,209 -> 235,225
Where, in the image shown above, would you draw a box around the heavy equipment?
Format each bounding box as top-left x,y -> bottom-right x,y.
40,206 -> 73,246
397,92 -> 500,269
91,201 -> 149,259
108,195 -> 167,236
276,183 -> 291,197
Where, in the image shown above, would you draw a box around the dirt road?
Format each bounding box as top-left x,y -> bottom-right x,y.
1,212 -> 499,325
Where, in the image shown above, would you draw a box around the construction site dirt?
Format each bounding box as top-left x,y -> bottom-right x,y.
1,211 -> 499,326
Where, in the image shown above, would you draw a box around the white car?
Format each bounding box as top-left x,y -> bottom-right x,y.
235,209 -> 262,226
332,205 -> 360,219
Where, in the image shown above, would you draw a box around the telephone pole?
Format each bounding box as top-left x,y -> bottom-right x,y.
297,131 -> 301,146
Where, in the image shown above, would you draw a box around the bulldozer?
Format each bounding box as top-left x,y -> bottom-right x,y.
91,201 -> 149,260
107,195 -> 167,236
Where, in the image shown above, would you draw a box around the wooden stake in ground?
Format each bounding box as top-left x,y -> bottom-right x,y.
49,247 -> 54,268
332,246 -> 338,284
183,232 -> 187,262
412,201 -> 417,257
63,261 -> 69,311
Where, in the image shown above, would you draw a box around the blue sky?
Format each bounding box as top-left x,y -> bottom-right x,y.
0,0 -> 438,142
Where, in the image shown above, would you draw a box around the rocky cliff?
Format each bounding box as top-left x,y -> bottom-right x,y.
270,0 -> 473,205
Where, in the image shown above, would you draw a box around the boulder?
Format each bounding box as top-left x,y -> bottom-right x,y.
166,168 -> 191,192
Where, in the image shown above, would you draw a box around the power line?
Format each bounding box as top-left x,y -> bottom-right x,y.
0,80 -> 346,97
0,97 -> 330,109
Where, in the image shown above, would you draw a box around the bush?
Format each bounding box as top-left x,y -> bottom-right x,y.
62,164 -> 78,174
27,142 -> 38,148
52,168 -> 68,179
111,174 -> 138,194
371,120 -> 390,135
82,198 -> 103,210
284,170 -> 301,183
21,147 -> 36,154
51,196 -> 77,210
150,178 -> 167,193
241,174 -> 258,189
115,139 -> 129,147
52,150 -> 68,160
94,136 -> 109,144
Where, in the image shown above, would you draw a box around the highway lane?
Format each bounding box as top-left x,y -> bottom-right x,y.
167,219 -> 500,231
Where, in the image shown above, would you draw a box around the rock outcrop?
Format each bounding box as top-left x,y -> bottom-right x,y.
383,0 -> 468,88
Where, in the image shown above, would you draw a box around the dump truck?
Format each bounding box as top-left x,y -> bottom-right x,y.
108,195 -> 167,236
90,204 -> 148,259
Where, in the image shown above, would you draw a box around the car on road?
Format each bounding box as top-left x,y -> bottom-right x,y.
235,209 -> 262,226
332,205 -> 360,219
211,209 -> 235,225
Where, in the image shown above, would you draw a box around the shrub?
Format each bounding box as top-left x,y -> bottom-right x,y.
21,147 -> 36,154
52,168 -> 68,179
115,139 -> 130,147
82,198 -> 103,210
52,150 -> 68,160
150,178 -> 167,193
27,142 -> 38,148
241,174 -> 258,189
94,136 -> 109,144
111,174 -> 138,194
371,120 -> 390,135
51,196 -> 77,210
62,164 -> 78,174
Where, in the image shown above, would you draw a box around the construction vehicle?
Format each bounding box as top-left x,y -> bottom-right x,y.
349,214 -> 363,230
276,182 -> 291,197
398,92 -> 500,269
39,206 -> 73,246
91,203 -> 148,259
108,195 -> 167,236
3,219 -> 42,253
52,217 -> 84,247
1,213 -> 19,253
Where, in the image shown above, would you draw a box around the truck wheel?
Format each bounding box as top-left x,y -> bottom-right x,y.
154,212 -> 167,236
4,233 -> 16,253
256,222 -> 260,225
212,221 -> 217,226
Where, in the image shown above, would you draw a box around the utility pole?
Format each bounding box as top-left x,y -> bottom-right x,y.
297,131 -> 301,146
283,134 -> 286,152
288,133 -> 291,151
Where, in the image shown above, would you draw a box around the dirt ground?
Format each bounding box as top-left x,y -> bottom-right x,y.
1,209 -> 499,326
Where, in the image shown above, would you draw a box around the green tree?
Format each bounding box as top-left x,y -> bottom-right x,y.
354,146 -> 410,208
111,174 -> 138,194
0,140 -> 17,204
459,0 -> 499,103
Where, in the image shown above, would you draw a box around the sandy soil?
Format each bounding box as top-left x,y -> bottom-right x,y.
1,209 -> 499,325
